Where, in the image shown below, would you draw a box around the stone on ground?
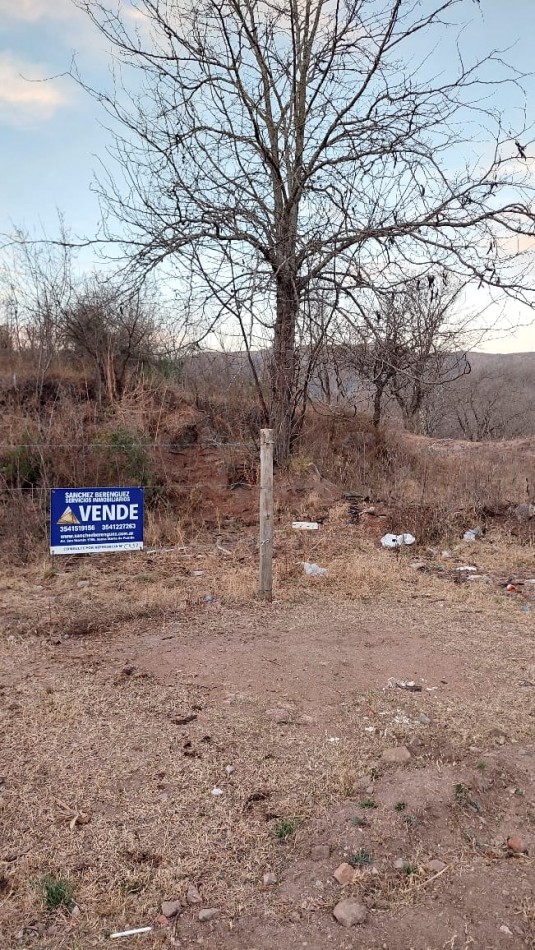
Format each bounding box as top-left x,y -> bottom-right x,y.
507,835 -> 528,854
161,899 -> 181,918
332,899 -> 368,927
333,862 -> 356,885
186,885 -> 202,905
198,908 -> 220,922
381,745 -> 411,764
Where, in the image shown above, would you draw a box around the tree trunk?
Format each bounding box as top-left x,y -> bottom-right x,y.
372,384 -> 384,428
271,275 -> 298,465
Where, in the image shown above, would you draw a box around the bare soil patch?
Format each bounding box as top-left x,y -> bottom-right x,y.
1,538 -> 534,950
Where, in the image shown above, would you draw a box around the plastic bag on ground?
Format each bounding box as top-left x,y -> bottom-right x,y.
302,561 -> 328,576
381,533 -> 415,549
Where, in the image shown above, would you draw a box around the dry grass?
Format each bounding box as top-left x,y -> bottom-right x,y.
1,542 -> 533,947
1,363 -> 535,947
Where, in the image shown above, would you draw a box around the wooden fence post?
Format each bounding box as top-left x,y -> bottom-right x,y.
259,428 -> 274,602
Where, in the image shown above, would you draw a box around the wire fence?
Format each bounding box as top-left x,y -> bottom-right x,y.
0,437 -> 258,493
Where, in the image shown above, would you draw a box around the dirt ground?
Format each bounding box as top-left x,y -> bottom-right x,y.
1,530 -> 534,950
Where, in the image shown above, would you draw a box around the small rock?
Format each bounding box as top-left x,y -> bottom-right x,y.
366,784 -> 374,794
263,872 -> 277,885
289,911 -> 301,924
332,899 -> 368,927
310,844 -> 330,861
499,925 -> 513,937
225,765 -> 235,775
211,786 -> 224,796
427,859 -> 446,873
71,904 -> 81,917
514,503 -> 535,522
297,714 -> 315,725
198,908 -> 220,922
155,914 -> 169,928
333,862 -> 356,885
394,858 -> 407,870
419,713 -> 431,725
187,885 -> 202,905
381,745 -> 411,764
507,835 -> 528,854
161,899 -> 181,918
265,707 -> 291,723
76,580 -> 90,588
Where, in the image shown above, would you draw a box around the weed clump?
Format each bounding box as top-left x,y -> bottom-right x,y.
36,874 -> 74,912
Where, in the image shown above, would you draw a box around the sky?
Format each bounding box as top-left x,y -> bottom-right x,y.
0,0 -> 534,352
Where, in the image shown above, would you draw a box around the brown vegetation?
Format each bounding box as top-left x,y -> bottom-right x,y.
1,350 -> 535,562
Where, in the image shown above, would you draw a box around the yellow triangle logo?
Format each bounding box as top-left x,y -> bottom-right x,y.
57,506 -> 80,526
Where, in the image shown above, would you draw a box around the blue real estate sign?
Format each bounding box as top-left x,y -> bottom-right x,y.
50,487 -> 144,555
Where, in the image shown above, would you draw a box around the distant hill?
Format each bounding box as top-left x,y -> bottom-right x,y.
184,348 -> 535,441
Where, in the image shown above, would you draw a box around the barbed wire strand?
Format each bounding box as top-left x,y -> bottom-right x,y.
0,483 -> 258,493
0,440 -> 255,449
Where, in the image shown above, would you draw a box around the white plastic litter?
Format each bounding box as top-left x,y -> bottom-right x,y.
463,526 -> 483,541
292,521 -> 319,530
302,561 -> 328,576
211,787 -> 224,796
110,927 -> 153,939
455,565 -> 477,572
381,533 -> 415,549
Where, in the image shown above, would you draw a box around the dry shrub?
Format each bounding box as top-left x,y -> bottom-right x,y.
1,351 -> 535,561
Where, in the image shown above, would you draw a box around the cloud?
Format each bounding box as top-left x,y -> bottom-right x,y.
0,0 -> 74,21
0,53 -> 70,124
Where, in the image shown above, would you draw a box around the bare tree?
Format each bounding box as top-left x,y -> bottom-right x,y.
61,280 -> 164,402
75,0 -> 535,461
361,277 -> 471,430
0,236 -> 176,402
439,365 -> 534,441
0,230 -> 74,395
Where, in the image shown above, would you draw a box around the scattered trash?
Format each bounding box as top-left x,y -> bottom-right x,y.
225,765 -> 235,775
211,787 -> 224,796
302,561 -> 328,576
387,677 -> 422,692
455,566 -> 477,573
110,927 -> 153,939
327,737 -> 341,743
192,570 -> 204,576
463,527 -> 483,541
506,584 -> 517,592
381,533 -> 415,549
292,521 -> 319,530
203,594 -> 213,603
